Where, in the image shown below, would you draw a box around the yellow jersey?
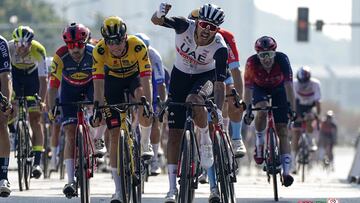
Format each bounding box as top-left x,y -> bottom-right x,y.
92,35 -> 152,79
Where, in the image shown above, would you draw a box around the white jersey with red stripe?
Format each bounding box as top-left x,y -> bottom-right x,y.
294,78 -> 321,105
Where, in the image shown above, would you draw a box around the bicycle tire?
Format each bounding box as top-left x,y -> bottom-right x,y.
16,121 -> 25,191
78,125 -> 90,203
178,130 -> 191,203
132,130 -> 142,203
119,130 -> 132,203
268,127 -> 279,201
23,122 -> 32,190
43,123 -> 50,179
214,131 -> 229,203
59,132 -> 66,180
221,132 -> 237,203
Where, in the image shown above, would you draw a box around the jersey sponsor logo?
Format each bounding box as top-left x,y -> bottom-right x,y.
135,45 -> 142,52
145,64 -> 151,69
142,51 -> 148,61
0,41 -> 9,58
70,72 -> 90,80
97,47 -> 105,55
122,60 -> 130,66
177,43 -> 208,65
215,38 -> 221,43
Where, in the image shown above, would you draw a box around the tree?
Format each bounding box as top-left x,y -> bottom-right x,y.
0,0 -> 64,55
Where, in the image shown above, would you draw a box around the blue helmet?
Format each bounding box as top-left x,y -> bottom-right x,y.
134,33 -> 150,47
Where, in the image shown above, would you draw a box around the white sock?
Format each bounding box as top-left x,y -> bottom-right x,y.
140,125 -> 152,145
65,159 -> 74,183
152,143 -> 159,161
255,129 -> 265,156
111,168 -> 122,193
223,117 -> 230,134
281,154 -> 292,175
168,164 -> 177,192
199,126 -> 211,145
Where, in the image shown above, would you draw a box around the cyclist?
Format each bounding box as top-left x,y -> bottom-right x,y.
0,35 -> 13,198
47,22 -> 94,197
134,33 -> 167,175
152,3 -> 228,202
91,16 -> 154,202
188,8 -> 246,159
291,66 -> 321,172
318,110 -> 337,168
243,36 -> 296,187
8,25 -> 48,179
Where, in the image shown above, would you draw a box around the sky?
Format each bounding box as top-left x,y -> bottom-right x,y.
254,0 -> 353,40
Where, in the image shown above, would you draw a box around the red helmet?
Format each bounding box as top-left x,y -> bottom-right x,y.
62,22 -> 90,43
254,36 -> 277,52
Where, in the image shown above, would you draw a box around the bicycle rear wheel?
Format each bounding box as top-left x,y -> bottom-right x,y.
214,131 -> 229,203
268,127 -> 279,201
16,121 -> 25,191
77,126 -> 90,203
178,130 -> 191,203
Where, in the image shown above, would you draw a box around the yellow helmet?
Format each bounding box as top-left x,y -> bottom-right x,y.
188,8 -> 199,20
12,25 -> 34,42
101,16 -> 127,39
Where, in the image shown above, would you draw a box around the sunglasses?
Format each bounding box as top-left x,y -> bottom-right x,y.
257,51 -> 276,60
198,21 -> 218,32
66,42 -> 85,49
105,37 -> 125,46
15,41 -> 30,47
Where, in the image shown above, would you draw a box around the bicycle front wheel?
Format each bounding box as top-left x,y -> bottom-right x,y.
178,130 -> 191,203
77,125 -> 90,203
214,131 -> 229,203
118,130 -> 132,203
268,127 -> 279,201
16,121 -> 25,191
23,122 -> 32,190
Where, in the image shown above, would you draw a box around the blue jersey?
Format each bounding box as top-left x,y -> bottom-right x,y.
0,35 -> 11,73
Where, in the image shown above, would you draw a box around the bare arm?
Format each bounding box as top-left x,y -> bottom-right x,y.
284,81 -> 295,111
230,68 -> 243,98
93,79 -> 105,105
243,87 -> 253,107
47,87 -> 58,110
39,76 -> 47,103
214,81 -> 225,109
0,72 -> 12,99
140,76 -> 153,104
157,82 -> 167,101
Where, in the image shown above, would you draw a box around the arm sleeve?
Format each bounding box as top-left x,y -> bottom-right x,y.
162,16 -> 190,34
150,49 -> 165,84
138,46 -> 152,78
49,54 -> 63,89
0,39 -> 11,73
279,53 -> 293,82
222,30 -> 240,70
244,59 -> 254,89
213,47 -> 228,82
36,45 -> 48,77
92,45 -> 106,80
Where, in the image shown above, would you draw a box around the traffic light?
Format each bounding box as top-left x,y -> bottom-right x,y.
297,7 -> 309,42
315,20 -> 324,31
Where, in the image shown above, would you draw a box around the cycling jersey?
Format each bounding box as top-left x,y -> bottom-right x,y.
92,35 -> 151,79
218,28 -> 240,70
294,78 -> 321,106
0,35 -> 11,73
8,40 -> 47,77
49,45 -> 94,88
244,52 -> 292,90
49,44 -> 94,126
150,46 -> 165,106
163,17 -> 228,81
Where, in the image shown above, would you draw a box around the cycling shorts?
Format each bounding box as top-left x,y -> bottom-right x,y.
293,101 -> 315,128
252,85 -> 288,124
103,73 -> 141,129
12,68 -> 40,112
60,82 -> 94,126
168,67 -> 215,129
